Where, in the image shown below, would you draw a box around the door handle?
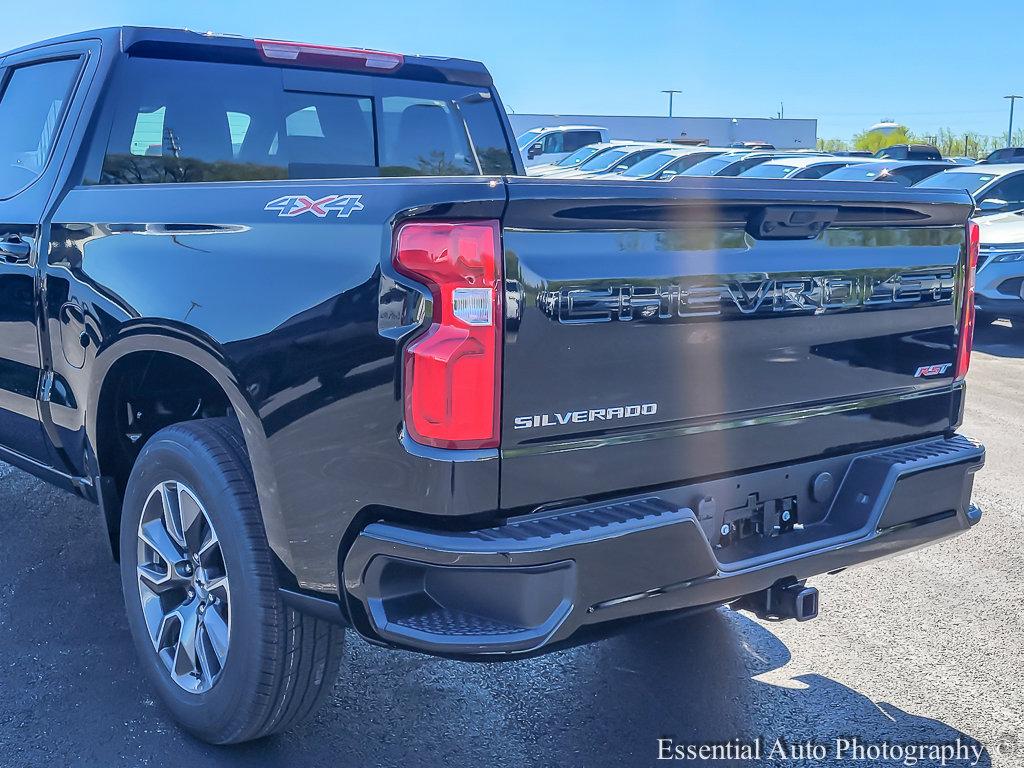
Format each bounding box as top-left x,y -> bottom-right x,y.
0,236 -> 31,264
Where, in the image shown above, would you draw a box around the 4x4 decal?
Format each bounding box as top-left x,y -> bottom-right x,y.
264,194 -> 364,218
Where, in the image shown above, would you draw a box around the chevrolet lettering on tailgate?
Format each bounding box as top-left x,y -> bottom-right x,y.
537,270 -> 955,324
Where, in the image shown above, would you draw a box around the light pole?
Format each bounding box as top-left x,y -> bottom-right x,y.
661,89 -> 681,118
1005,95 -> 1022,147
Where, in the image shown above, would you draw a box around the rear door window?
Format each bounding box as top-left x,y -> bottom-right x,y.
94,57 -> 514,184
0,57 -> 81,196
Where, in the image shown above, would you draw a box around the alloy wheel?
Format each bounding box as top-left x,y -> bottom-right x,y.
136,480 -> 231,693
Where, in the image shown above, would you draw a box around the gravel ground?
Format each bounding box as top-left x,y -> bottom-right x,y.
0,321 -> 1019,767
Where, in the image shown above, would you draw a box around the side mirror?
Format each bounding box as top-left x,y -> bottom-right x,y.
659,170 -> 679,180
979,198 -> 1009,212
527,142 -> 544,159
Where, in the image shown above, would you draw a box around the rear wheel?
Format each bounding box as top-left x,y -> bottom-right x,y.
120,418 -> 344,744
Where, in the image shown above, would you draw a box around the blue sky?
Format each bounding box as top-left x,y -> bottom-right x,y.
2,0 -> 1021,140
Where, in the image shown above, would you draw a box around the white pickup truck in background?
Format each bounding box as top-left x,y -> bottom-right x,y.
516,124 -> 609,167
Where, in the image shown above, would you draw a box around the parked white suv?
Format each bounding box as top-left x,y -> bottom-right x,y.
974,212 -> 1024,326
516,125 -> 610,168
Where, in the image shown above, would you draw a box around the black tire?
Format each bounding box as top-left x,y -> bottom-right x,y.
119,417 -> 345,744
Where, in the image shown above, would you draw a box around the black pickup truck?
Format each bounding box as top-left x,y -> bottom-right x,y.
0,27 -> 985,744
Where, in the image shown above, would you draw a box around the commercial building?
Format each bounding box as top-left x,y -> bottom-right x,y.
508,113 -> 817,149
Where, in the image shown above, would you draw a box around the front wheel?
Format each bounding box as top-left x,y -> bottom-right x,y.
119,418 -> 344,744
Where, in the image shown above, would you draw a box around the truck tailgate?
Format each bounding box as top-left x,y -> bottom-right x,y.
499,177 -> 974,511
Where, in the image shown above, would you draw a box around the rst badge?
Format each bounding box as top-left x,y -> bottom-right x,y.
265,194 -> 364,218
915,363 -> 952,377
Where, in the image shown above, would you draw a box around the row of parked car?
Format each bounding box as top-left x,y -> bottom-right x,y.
518,129 -> 1024,329
522,139 -> 1024,217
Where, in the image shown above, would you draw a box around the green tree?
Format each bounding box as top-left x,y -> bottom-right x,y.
852,124 -> 912,154
816,137 -> 849,152
835,125 -> 1024,161
931,128 -> 991,159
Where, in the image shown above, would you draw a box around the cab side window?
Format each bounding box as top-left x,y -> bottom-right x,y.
541,132 -> 564,154
95,57 -> 515,183
983,175 -> 1024,208
0,58 -> 81,197
563,130 -> 602,152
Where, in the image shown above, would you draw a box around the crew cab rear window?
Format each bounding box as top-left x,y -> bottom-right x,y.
92,57 -> 514,184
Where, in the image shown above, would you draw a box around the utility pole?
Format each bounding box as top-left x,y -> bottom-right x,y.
661,90 -> 681,118
164,127 -> 181,158
1005,95 -> 1022,147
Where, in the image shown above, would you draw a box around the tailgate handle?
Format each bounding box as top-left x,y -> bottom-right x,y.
748,206 -> 838,240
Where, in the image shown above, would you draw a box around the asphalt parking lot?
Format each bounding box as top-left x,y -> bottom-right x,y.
0,321 -> 1019,768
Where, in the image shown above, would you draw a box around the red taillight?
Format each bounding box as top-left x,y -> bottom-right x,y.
955,219 -> 980,381
254,39 -> 404,72
393,221 -> 502,450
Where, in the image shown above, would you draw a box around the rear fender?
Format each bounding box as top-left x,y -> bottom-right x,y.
85,328 -> 291,576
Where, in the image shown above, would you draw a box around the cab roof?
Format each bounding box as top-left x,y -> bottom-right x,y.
840,160 -> 953,171
525,125 -> 607,132
648,146 -> 731,157
756,156 -> 871,169
0,26 -> 494,87
936,163 -> 1024,177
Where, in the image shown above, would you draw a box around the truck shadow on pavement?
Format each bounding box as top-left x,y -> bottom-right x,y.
0,460 -> 995,767
269,610 -> 991,768
974,318 -> 1024,358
